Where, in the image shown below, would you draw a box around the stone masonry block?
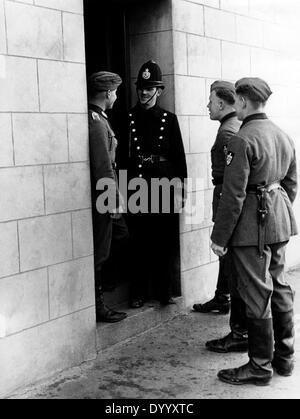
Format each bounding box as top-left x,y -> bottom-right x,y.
184,190 -> 205,230
204,7 -> 236,42
177,115 -> 189,153
248,0 -> 275,22
0,166 -> 44,222
191,0 -> 219,7
0,0 -> 6,53
35,0 -> 83,14
130,31 -> 173,79
188,35 -> 221,78
44,163 -> 91,214
0,222 -> 19,278
190,116 -> 218,153
0,114 -> 14,167
181,262 -> 218,308
6,1 -> 63,59
250,48 -> 279,85
180,228 -> 210,271
222,42 -> 250,80
220,0 -> 249,15
0,56 -> 39,112
175,76 -> 206,115
19,213 -> 72,271
236,15 -> 264,47
0,269 -> 48,336
186,153 -> 208,191
63,12 -> 85,63
263,22 -> 284,52
128,0 -> 172,34
173,31 -> 188,75
173,0 -> 204,35
49,257 -> 95,319
68,114 -> 89,162
0,308 -> 96,398
13,114 -> 68,165
72,209 -> 94,258
38,60 -> 87,113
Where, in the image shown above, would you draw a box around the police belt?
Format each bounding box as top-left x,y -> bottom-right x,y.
246,181 -> 281,258
137,154 -> 169,164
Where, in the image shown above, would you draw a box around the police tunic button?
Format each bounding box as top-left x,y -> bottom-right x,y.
162,119 -> 166,123
134,137 -> 138,141
159,136 -> 163,140
139,174 -> 142,178
160,127 -> 164,131
132,128 -> 136,132
137,146 -> 140,150
129,113 -> 132,117
163,113 -> 167,116
130,121 -> 135,125
138,164 -> 142,168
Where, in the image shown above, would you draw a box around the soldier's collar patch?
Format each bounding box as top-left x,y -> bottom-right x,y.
226,151 -> 235,166
142,69 -> 151,80
91,111 -> 100,121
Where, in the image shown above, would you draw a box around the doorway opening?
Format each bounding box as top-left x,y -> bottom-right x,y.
83,0 -> 181,311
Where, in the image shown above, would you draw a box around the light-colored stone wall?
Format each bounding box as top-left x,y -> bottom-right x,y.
173,0 -> 300,307
0,0 -> 96,397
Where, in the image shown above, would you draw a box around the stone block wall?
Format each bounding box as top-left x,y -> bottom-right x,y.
0,0 -> 96,397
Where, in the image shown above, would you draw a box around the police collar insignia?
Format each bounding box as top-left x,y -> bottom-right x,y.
142,69 -> 151,80
226,151 -> 234,166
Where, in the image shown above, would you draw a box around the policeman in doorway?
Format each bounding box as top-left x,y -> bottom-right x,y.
88,71 -> 129,323
126,60 -> 187,307
211,77 -> 297,385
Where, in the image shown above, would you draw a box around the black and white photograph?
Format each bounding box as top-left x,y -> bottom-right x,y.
0,0 -> 300,401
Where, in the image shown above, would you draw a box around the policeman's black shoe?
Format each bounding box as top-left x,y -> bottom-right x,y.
206,331 -> 248,353
218,361 -> 273,386
272,358 -> 294,377
193,296 -> 230,314
160,297 -> 176,306
96,304 -> 127,323
129,298 -> 144,309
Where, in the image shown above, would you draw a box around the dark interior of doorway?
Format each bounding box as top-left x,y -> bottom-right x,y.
83,0 -> 181,306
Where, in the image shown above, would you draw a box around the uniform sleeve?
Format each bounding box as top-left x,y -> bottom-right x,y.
211,135 -> 251,247
169,114 -> 188,181
281,148 -> 298,204
89,119 -> 115,182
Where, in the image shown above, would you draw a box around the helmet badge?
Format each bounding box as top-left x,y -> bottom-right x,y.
142,69 -> 151,80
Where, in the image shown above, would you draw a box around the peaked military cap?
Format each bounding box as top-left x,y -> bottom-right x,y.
235,77 -> 272,102
210,80 -> 235,95
136,60 -> 165,89
88,71 -> 122,94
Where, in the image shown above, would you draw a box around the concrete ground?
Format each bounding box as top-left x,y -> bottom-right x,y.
9,268 -> 300,399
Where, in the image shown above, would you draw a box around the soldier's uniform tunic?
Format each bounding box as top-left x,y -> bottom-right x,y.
89,104 -> 128,286
211,112 -> 241,300
126,103 -> 187,303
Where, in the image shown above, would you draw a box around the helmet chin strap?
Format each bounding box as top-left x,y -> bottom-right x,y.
137,87 -> 158,106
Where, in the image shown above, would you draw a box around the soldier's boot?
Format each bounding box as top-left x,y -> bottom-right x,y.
193,294 -> 230,314
95,286 -> 127,323
206,297 -> 248,353
218,318 -> 273,386
272,310 -> 295,376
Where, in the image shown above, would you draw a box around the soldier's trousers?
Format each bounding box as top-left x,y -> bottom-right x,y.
92,209 -> 129,293
215,253 -> 231,297
231,242 -> 294,319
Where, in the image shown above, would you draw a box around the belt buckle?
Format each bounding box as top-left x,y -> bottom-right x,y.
143,155 -> 154,164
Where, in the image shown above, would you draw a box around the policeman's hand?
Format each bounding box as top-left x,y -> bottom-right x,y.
211,242 -> 228,257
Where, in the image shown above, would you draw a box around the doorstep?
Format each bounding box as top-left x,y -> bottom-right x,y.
96,297 -> 186,351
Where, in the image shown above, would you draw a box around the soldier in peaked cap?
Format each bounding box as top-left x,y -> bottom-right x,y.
193,80 -> 249,354
125,60 -> 187,308
88,71 -> 129,323
210,77 -> 297,385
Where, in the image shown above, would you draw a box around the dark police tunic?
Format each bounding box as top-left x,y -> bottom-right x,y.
88,104 -> 128,282
211,113 -> 297,319
126,103 -> 187,302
